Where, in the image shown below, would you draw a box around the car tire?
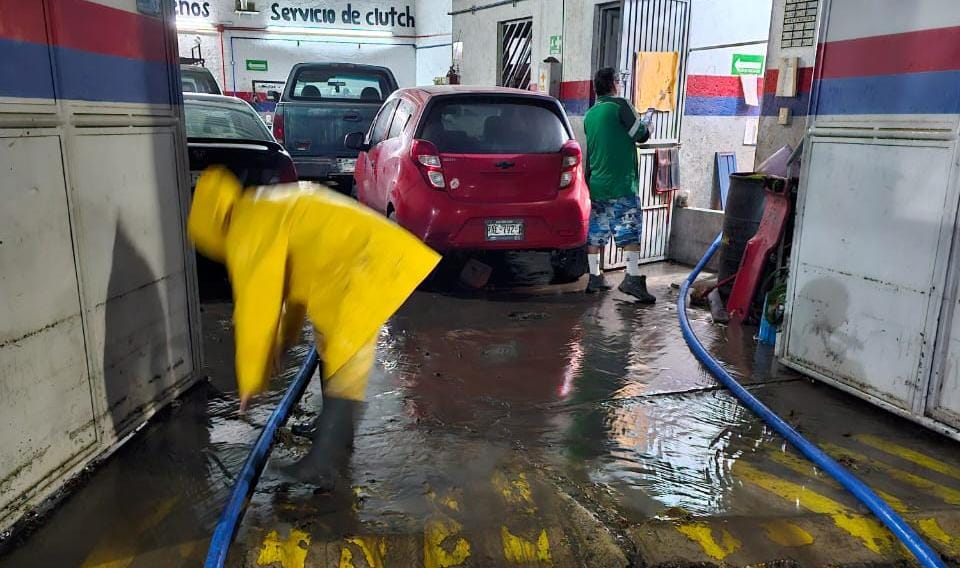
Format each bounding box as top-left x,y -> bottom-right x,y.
552,245 -> 588,284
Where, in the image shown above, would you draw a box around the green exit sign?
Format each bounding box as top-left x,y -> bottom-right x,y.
246,59 -> 268,72
731,53 -> 764,75
730,53 -> 763,75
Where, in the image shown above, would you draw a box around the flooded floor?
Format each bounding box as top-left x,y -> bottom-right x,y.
2,263 -> 960,567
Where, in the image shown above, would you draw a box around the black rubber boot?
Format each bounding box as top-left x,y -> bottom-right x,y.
280,397 -> 363,492
585,274 -> 613,294
619,274 -> 656,304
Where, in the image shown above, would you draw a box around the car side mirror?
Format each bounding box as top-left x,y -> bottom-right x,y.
344,132 -> 369,151
267,90 -> 280,102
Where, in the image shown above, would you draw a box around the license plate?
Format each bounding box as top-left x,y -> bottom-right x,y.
337,158 -> 357,173
485,219 -> 524,241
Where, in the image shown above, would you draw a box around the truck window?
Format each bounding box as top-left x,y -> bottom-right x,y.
419,98 -> 568,154
369,99 -> 399,146
290,68 -> 391,102
181,67 -> 220,95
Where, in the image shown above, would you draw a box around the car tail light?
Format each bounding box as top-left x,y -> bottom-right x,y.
272,108 -> 285,145
560,140 -> 581,189
279,157 -> 298,183
411,139 -> 445,189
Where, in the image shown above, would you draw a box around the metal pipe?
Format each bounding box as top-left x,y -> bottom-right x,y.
204,347 -> 321,568
688,39 -> 767,52
678,234 -> 946,568
449,0 -> 528,16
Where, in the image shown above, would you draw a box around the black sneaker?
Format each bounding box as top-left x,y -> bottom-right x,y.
619,275 -> 656,304
585,274 -> 613,293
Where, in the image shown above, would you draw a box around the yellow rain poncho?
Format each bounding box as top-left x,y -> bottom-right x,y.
188,166 -> 440,403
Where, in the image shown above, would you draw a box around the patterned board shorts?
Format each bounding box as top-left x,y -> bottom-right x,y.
588,195 -> 642,247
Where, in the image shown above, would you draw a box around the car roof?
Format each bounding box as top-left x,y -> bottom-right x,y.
182,93 -> 251,107
401,85 -> 557,102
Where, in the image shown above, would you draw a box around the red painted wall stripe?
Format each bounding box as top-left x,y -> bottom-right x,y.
49,0 -> 168,62
818,26 -> 960,79
559,80 -> 591,101
0,0 -> 168,63
0,0 -> 48,44
763,67 -> 815,95
686,75 -> 763,98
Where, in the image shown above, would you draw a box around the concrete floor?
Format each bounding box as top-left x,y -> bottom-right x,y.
2,263 -> 960,567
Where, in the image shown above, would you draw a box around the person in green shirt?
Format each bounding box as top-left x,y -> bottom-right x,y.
583,67 -> 656,303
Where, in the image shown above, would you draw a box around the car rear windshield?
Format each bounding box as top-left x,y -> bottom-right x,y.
184,100 -> 273,141
181,68 -> 220,94
419,97 -> 568,154
290,67 -> 391,102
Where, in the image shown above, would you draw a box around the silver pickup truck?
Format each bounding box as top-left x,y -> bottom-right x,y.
272,63 -> 398,194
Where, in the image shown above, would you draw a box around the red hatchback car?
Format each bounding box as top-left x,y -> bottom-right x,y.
345,86 -> 590,280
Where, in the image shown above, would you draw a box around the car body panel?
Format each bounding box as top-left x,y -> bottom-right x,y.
353,88 -> 590,253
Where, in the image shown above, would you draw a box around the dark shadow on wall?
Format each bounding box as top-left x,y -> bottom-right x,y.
102,222 -> 171,438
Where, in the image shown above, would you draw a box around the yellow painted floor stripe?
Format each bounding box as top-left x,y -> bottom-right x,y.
424,490 -> 471,568
916,518 -> 960,552
766,450 -> 959,557
733,461 -> 897,555
257,529 -> 311,568
491,470 -> 554,564
80,496 -> 180,568
766,451 -> 911,512
823,444 -> 960,506
674,522 -> 741,561
501,527 -> 552,564
855,434 -> 960,481
761,519 -> 814,547
339,536 -> 387,568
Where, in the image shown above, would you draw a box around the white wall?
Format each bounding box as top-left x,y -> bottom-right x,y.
177,0 -> 451,94
451,0 -> 773,209
415,0 -> 453,85
681,0 -> 772,208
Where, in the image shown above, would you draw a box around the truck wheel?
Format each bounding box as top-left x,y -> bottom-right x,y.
552,245 -> 588,283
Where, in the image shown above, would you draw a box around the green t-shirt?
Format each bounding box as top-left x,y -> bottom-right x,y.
583,96 -> 650,201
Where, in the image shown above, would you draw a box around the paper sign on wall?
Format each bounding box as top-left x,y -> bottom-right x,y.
741,75 -> 759,107
634,51 -> 679,112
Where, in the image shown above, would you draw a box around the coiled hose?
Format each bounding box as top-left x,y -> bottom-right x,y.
678,234 -> 944,568
204,347 -> 320,568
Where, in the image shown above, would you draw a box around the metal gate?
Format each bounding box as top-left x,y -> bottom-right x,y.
604,0 -> 690,268
498,18 -> 533,89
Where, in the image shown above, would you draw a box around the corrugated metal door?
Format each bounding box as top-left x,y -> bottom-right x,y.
605,0 -> 689,268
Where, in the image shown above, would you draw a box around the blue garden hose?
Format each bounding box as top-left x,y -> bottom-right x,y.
678,234 -> 944,568
205,347 -> 321,568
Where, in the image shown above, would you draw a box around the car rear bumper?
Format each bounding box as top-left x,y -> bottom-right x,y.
397,184 -> 590,252
292,157 -> 355,180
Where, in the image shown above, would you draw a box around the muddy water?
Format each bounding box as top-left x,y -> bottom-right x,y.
3,263 -> 958,566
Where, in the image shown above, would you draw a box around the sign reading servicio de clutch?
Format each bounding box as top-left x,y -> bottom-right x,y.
269,2 -> 415,28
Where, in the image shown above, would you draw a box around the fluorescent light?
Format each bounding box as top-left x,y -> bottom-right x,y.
265,26 -> 393,38
177,20 -> 217,33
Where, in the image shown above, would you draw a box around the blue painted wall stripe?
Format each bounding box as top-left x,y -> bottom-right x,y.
0,37 -> 172,105
814,70 -> 960,115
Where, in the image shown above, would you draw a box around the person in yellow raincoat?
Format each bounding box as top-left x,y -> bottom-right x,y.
188,166 -> 439,487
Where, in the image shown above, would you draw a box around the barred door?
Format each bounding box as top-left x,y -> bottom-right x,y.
604,0 -> 690,268
498,18 -> 533,89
